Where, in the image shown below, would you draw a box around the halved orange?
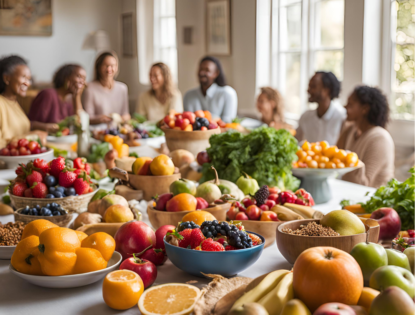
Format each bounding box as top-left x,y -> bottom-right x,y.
182,210 -> 216,226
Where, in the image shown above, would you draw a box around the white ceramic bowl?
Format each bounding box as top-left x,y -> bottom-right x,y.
46,135 -> 77,144
0,149 -> 54,170
0,245 -> 16,260
291,162 -> 363,179
9,251 -> 122,288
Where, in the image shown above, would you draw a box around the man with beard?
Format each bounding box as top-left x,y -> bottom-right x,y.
183,56 -> 237,122
296,71 -> 346,145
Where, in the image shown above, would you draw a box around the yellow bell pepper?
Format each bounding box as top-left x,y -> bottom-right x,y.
11,235 -> 44,275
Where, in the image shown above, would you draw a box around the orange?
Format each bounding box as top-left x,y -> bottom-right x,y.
323,146 -> 339,159
117,143 -> 129,158
82,232 -> 116,261
21,219 -> 58,240
334,149 -> 347,162
11,235 -> 44,275
203,111 -> 212,121
182,210 -> 217,226
346,152 -> 359,166
319,163 -> 326,169
150,154 -> 175,176
109,136 -> 123,148
325,162 -> 336,169
320,156 -> 329,163
103,204 -> 134,223
72,247 -> 107,274
301,141 -> 311,151
296,150 -> 307,160
166,193 -> 197,212
332,158 -> 341,164
307,160 -> 318,169
311,144 -> 322,154
336,162 -> 345,169
138,283 -> 201,315
75,230 -> 88,242
313,155 -> 321,163
103,270 -> 144,310
320,141 -> 329,151
306,150 -> 315,157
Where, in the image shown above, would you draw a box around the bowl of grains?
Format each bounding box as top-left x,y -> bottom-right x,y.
0,221 -> 26,259
276,219 -> 380,264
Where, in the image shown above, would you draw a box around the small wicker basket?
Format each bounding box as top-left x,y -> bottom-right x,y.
14,208 -> 73,227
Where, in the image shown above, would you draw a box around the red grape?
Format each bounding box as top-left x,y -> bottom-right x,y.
17,138 -> 29,148
10,148 -> 19,156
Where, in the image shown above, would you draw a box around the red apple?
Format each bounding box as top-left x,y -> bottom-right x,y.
182,111 -> 196,124
259,204 -> 269,212
265,200 -> 276,209
370,208 -> 401,241
138,247 -> 167,266
313,303 -> 356,315
196,197 -> 209,210
154,193 -> 173,211
155,225 -> 175,250
175,118 -> 184,128
208,122 -> 218,129
246,205 -> 261,220
260,211 -> 279,221
242,197 -> 256,208
196,151 -> 211,165
18,138 -> 29,148
114,221 -> 156,261
119,255 -> 157,289
235,212 -> 249,220
267,194 -> 279,203
19,147 -> 29,155
227,204 -> 240,220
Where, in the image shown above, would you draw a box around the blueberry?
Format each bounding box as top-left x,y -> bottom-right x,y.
32,209 -> 38,216
212,220 -> 218,225
56,186 -> 65,193
45,210 -> 52,216
51,202 -> 58,208
224,225 -> 230,232
46,194 -> 55,199
25,205 -> 29,210
66,187 -> 76,196
212,230 -> 217,237
41,207 -> 47,215
49,186 -> 56,193
209,225 -> 216,231
22,209 -> 28,214
220,229 -> 226,235
46,204 -> 50,208
52,211 -> 60,216
49,214 -> 53,216
215,226 -> 221,231
53,191 -> 63,198
44,175 -> 57,187
36,205 -> 41,209
202,227 -> 209,234
206,232 -> 213,238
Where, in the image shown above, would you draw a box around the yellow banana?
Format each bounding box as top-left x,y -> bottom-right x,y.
283,203 -> 316,219
231,269 -> 290,311
271,205 -> 304,221
257,272 -> 293,315
280,299 -> 311,315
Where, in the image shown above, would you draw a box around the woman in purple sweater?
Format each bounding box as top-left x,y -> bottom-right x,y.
28,64 -> 87,132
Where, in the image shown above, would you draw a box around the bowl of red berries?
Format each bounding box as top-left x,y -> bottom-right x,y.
0,138 -> 53,170
164,220 -> 265,277
9,157 -> 97,213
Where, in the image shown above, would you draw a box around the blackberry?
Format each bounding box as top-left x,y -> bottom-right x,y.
254,185 -> 269,206
177,221 -> 200,232
228,230 -> 253,249
201,220 -> 230,239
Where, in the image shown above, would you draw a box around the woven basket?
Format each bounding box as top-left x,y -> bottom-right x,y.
14,208 -> 73,227
10,190 -> 96,214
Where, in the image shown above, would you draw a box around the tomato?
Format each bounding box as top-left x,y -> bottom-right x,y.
301,141 -> 311,151
27,141 -> 40,153
323,146 -> 339,159
17,138 -> 29,148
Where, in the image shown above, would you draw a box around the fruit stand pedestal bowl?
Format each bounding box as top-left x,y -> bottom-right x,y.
291,162 -> 363,204
237,220 -> 283,248
14,208 -> 73,227
0,149 -> 54,170
9,251 -> 122,288
164,231 -> 265,277
276,218 -> 380,265
147,203 -> 230,230
161,126 -> 221,156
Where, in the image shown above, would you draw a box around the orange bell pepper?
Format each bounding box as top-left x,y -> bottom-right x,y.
116,143 -> 129,158
104,134 -> 115,143
21,219 -> 58,240
11,235 -> 44,275
72,248 -> 107,274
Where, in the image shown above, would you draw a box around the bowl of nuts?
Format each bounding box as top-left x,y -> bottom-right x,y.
0,221 -> 25,259
14,204 -> 73,228
276,219 -> 380,264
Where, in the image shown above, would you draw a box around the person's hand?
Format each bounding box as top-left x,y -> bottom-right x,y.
91,115 -> 112,125
45,123 -> 59,133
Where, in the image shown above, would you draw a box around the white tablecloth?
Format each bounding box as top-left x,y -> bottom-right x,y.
0,179 -> 375,315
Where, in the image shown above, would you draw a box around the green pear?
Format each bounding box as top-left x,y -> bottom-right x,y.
386,249 -> 412,271
350,242 -> 388,285
320,210 -> 366,235
369,265 -> 415,298
236,173 -> 259,195
228,303 -> 269,315
403,247 -> 415,274
369,286 -> 415,315
170,178 -> 196,196
196,182 -> 221,204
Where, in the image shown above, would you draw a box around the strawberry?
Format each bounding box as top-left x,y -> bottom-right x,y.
24,188 -> 33,198
216,237 -> 227,245
74,169 -> 85,177
248,233 -> 262,246
31,182 -> 48,198
73,158 -> 85,170
189,228 -> 205,249
73,172 -> 90,195
84,163 -> 91,175
178,229 -> 192,248
12,182 -> 27,197
225,245 -> 236,251
201,239 -> 224,252
50,157 -> 66,177
26,170 -> 43,188
33,158 -> 49,173
15,164 -> 26,177
59,170 -> 77,188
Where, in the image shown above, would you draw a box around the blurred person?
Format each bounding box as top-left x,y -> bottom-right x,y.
337,85 -> 394,187
28,64 -> 86,131
296,71 -> 346,145
183,56 -> 237,122
83,51 -> 130,125
0,55 -> 46,147
136,62 -> 182,122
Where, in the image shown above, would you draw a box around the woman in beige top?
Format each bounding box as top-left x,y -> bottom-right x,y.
337,85 -> 395,188
0,55 -> 47,148
136,62 -> 183,122
83,51 -> 130,125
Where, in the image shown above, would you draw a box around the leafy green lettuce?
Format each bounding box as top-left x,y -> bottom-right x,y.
362,167 -> 415,230
200,127 -> 300,191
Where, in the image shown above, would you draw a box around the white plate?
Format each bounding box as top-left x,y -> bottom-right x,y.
0,149 -> 54,170
0,245 -> 15,260
292,162 -> 363,179
47,134 -> 77,144
9,251 -> 122,288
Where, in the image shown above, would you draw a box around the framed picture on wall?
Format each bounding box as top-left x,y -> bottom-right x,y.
206,0 -> 231,56
0,0 -> 52,36
122,12 -> 137,57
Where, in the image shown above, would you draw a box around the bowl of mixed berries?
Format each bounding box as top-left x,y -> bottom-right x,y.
8,157 -> 97,213
14,203 -> 73,227
164,220 -> 264,277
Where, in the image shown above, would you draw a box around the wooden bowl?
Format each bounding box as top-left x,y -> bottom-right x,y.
238,220 -> 283,248
161,126 -> 221,156
129,173 -> 181,201
276,219 -> 380,265
147,203 -> 230,229
14,208 -> 73,227
9,190 -> 96,214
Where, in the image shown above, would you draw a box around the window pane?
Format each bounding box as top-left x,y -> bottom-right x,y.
280,4 -> 302,50
314,50 -> 344,80
280,53 -> 301,115
314,0 -> 344,48
160,0 -> 175,16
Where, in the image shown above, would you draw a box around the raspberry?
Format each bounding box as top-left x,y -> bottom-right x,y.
178,229 -> 192,248
248,233 -> 262,246
201,239 -> 224,252
408,230 -> 415,238
189,228 -> 205,249
225,245 -> 236,251
216,238 -> 226,245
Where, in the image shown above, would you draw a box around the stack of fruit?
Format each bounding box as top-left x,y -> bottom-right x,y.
9,157 -> 95,199
0,138 -> 48,156
293,140 -> 359,169
131,154 -> 176,176
101,135 -> 130,158
86,193 -> 136,224
161,110 -> 219,131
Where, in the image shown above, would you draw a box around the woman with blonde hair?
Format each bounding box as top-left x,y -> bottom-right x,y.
136,62 -> 183,122
256,87 -> 292,129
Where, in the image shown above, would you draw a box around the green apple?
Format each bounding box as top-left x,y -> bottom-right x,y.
195,182 -> 222,204
169,179 -> 196,196
403,247 -> 415,274
369,265 -> 415,298
236,173 -> 259,195
386,248 -> 411,271
350,242 -> 388,285
320,210 -> 365,235
369,286 -> 415,315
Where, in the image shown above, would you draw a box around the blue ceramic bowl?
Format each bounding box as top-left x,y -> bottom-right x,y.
164,231 -> 265,277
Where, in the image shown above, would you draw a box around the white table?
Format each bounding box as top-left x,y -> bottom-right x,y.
0,179 -> 375,315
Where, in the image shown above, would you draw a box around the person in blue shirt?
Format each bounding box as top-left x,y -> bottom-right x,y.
183,56 -> 237,122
